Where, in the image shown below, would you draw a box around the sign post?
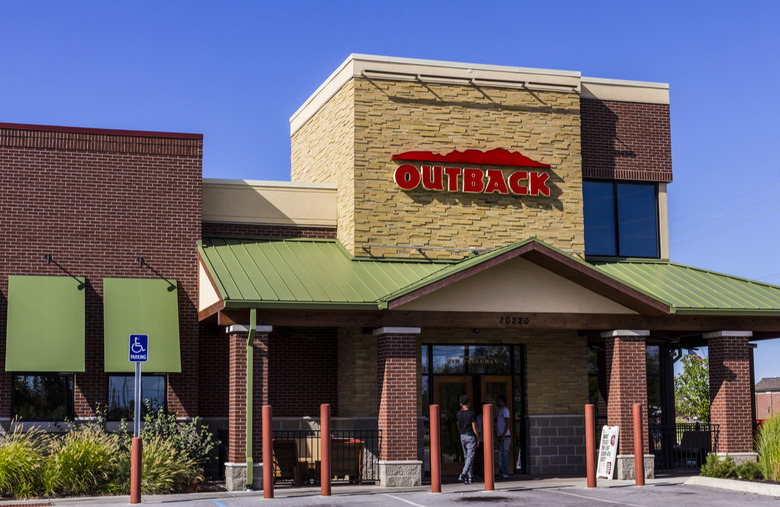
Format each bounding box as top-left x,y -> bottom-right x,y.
129,334 -> 148,504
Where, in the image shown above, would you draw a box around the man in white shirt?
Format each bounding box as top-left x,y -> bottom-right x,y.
496,395 -> 511,478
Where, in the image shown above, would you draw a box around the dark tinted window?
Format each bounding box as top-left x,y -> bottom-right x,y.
107,375 -> 166,421
13,374 -> 74,421
584,180 -> 659,258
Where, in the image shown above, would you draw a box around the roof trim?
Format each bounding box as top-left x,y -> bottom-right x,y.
0,122 -> 203,140
382,239 -> 671,316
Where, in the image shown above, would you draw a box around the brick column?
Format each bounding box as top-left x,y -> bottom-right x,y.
225,325 -> 271,491
602,329 -> 652,479
374,327 -> 421,487
706,331 -> 756,462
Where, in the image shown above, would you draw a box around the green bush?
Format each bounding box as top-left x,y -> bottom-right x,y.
45,425 -> 122,496
757,414 -> 780,482
0,427 -> 47,498
700,454 -> 737,479
736,460 -> 764,481
136,436 -> 200,494
141,406 -> 218,468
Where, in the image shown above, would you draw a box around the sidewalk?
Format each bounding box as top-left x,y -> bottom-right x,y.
0,475 -> 694,506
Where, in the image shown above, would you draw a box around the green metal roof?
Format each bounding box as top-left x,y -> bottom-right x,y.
594,259 -> 780,315
199,237 -> 450,309
199,236 -> 780,316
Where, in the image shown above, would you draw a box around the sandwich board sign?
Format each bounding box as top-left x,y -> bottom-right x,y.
596,425 -> 620,479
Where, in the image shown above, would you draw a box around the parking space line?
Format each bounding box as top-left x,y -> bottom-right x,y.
541,488 -> 645,506
382,493 -> 429,507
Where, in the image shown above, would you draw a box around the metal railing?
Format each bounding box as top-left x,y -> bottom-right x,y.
271,429 -> 382,485
650,423 -> 719,472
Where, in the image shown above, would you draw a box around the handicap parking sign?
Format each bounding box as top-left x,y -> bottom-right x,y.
129,334 -> 148,362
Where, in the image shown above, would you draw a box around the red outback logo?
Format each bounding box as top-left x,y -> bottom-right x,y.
392,148 -> 551,196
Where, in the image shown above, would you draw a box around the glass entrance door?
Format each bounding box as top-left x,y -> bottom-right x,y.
481,375 -> 513,474
433,376 -> 472,475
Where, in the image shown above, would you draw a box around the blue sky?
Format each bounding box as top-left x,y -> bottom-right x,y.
2,1 -> 780,380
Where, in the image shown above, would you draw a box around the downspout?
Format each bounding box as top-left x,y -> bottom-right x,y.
246,308 -> 256,490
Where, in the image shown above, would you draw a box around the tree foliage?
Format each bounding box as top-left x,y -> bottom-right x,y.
674,354 -> 710,422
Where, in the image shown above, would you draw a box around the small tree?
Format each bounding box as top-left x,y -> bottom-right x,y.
675,354 -> 710,423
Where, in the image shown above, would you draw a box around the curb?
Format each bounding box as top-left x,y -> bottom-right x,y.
685,475 -> 780,497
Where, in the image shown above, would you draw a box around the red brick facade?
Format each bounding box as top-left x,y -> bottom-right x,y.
581,99 -> 672,183
227,331 -> 269,463
605,333 -> 649,455
708,334 -> 754,453
0,123 -> 202,419
376,330 -> 418,461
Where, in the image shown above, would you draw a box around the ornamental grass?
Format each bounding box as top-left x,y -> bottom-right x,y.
0,426 -> 48,498
757,413 -> 780,482
45,425 -> 122,496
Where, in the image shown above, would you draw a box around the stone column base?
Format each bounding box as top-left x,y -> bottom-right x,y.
225,462 -> 264,491
712,452 -> 758,465
615,455 -> 654,480
378,460 -> 422,487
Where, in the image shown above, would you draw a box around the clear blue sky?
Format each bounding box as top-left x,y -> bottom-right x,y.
2,1 -> 779,380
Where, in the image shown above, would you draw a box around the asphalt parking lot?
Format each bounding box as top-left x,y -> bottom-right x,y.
16,475 -> 779,507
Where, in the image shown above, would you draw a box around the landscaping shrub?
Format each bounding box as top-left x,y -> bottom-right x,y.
45,425 -> 122,496
136,435 -> 200,494
700,453 -> 737,479
757,413 -> 780,482
141,406 -> 218,468
0,427 -> 47,498
736,460 -> 764,481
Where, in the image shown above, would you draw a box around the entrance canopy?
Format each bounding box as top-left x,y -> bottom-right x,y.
198,237 -> 780,340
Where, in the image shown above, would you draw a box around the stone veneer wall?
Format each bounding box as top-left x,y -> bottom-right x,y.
290,81 -> 356,254
527,415 -> 586,475
337,327 -> 587,418
292,77 -> 584,260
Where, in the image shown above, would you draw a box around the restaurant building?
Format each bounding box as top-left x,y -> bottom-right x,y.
3,55 -> 780,489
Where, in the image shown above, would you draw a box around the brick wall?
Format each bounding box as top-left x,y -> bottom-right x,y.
709,336 -> 753,453
605,335 -> 648,455
0,123 -> 202,419
202,222 -> 336,239
268,327 -> 338,417
338,328 -> 377,417
198,323 -> 228,417
376,331 -> 418,461
756,392 -> 780,420
581,99 -> 672,182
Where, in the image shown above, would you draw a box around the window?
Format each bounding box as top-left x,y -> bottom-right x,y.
107,375 -> 166,420
13,374 -> 74,421
583,180 -> 659,258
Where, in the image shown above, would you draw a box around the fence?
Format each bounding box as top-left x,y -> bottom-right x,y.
650,423 -> 719,472
271,429 -> 382,485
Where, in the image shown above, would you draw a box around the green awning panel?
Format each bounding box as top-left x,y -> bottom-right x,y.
103,278 -> 181,373
6,275 -> 85,372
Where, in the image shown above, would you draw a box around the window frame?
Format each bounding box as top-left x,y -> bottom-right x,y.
12,372 -> 75,422
106,373 -> 168,421
583,179 -> 660,258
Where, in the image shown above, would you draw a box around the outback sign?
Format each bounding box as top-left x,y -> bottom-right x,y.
392,148 -> 551,196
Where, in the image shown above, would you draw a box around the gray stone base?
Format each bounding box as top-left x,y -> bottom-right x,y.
225,462 -> 264,491
615,455 -> 654,480
712,452 -> 758,465
378,460 -> 422,487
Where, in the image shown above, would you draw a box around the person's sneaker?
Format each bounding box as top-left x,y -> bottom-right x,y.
458,474 -> 465,482
463,477 -> 471,485
500,474 -> 510,479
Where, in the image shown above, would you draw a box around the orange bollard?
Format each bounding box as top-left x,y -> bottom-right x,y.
263,405 -> 274,499
633,403 -> 645,486
585,404 -> 596,488
130,437 -> 142,504
430,404 -> 441,493
483,404 -> 494,491
321,403 -> 331,496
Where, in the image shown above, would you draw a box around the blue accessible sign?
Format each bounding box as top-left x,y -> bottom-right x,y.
129,334 -> 148,362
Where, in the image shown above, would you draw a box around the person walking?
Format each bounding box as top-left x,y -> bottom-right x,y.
455,394 -> 478,484
496,395 -> 511,479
